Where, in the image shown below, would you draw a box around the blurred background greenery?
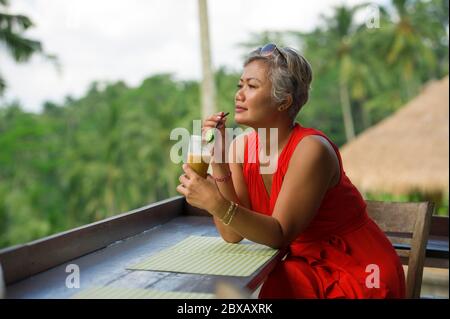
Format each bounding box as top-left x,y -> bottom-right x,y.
0,0 -> 448,248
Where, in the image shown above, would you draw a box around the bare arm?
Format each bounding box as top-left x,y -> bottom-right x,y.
212,134 -> 250,243
211,136 -> 338,248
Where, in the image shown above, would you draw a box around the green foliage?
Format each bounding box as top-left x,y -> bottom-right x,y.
0,0 -> 448,248
0,75 -> 204,247
364,192 -> 449,216
0,0 -> 57,94
283,0 -> 449,141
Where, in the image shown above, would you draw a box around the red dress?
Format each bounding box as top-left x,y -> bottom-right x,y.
242,123 -> 406,299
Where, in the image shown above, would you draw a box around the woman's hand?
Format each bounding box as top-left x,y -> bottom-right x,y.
176,164 -> 226,215
202,112 -> 228,162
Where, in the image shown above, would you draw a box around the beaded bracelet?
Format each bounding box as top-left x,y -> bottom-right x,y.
214,171 -> 232,182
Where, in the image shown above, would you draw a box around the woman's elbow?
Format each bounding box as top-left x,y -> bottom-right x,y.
222,234 -> 243,244
267,238 -> 289,250
267,220 -> 291,249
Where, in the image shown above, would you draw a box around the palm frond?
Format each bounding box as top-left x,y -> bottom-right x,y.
0,72 -> 5,95
0,31 -> 42,62
0,13 -> 33,32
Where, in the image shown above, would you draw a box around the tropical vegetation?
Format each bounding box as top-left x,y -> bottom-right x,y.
0,0 -> 448,248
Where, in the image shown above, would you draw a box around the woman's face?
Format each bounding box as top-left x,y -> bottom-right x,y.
234,60 -> 278,127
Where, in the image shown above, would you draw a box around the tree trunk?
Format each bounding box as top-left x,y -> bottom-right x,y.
361,103 -> 372,129
339,80 -> 356,142
198,0 -> 216,119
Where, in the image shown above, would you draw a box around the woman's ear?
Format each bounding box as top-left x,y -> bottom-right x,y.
278,95 -> 293,112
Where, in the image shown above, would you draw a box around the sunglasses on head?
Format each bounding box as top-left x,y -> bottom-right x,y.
259,43 -> 287,62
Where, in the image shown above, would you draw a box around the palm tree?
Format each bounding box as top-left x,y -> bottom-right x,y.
0,0 -> 56,94
384,0 -> 439,100
313,4 -> 370,142
325,4 -> 380,142
198,0 -> 216,118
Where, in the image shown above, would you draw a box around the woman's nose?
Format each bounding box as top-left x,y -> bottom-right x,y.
235,89 -> 244,102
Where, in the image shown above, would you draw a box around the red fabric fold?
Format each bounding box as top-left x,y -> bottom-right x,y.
290,236 -> 389,298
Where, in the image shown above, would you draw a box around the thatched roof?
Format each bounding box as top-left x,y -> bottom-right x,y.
340,76 -> 449,195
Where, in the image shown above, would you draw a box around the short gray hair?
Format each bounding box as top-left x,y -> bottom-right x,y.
244,46 -> 313,119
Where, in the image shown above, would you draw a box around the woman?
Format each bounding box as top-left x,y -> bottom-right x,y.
176,44 -> 405,299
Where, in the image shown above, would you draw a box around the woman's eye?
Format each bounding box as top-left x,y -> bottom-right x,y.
236,83 -> 256,89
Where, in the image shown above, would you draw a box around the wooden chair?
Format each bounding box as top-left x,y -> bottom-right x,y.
366,200 -> 434,299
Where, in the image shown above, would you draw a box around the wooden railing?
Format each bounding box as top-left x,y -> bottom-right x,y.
0,197 -> 447,297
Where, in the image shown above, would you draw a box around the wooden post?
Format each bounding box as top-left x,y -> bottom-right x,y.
198,0 -> 216,119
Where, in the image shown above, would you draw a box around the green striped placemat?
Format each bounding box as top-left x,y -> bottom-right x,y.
71,286 -> 214,299
127,236 -> 277,277
167,236 -> 277,256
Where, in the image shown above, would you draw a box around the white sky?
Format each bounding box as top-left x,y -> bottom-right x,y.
0,0 -> 385,112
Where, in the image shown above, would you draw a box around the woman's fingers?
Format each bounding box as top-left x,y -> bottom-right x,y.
202,117 -> 227,135
182,163 -> 198,179
179,174 -> 189,186
217,117 -> 227,129
203,120 -> 219,129
204,112 -> 226,126
176,184 -> 187,196
203,119 -> 221,127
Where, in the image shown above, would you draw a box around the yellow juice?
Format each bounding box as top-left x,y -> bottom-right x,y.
187,153 -> 210,178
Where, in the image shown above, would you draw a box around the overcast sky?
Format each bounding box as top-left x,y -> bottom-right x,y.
1,0 -> 385,112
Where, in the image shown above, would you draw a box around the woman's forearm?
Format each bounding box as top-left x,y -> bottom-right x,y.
211,163 -> 240,202
211,163 -> 244,242
212,198 -> 285,249
213,216 -> 242,243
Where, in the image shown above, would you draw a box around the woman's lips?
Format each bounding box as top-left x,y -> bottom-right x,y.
235,106 -> 247,113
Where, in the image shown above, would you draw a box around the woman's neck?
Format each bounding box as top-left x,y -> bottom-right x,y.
253,117 -> 295,157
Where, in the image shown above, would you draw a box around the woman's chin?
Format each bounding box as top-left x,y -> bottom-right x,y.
235,112 -> 262,128
234,113 -> 248,125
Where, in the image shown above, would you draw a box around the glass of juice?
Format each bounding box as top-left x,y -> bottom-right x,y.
187,135 -> 211,178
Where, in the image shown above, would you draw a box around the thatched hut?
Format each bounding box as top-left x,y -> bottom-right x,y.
340,76 -> 449,197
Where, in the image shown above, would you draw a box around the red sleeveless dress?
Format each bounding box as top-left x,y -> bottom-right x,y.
243,123 -> 406,299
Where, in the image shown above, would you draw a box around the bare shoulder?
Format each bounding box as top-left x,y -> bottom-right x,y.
293,135 -> 332,160
289,135 -> 340,183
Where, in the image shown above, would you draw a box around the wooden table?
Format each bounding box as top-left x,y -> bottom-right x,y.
0,197 -> 285,299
